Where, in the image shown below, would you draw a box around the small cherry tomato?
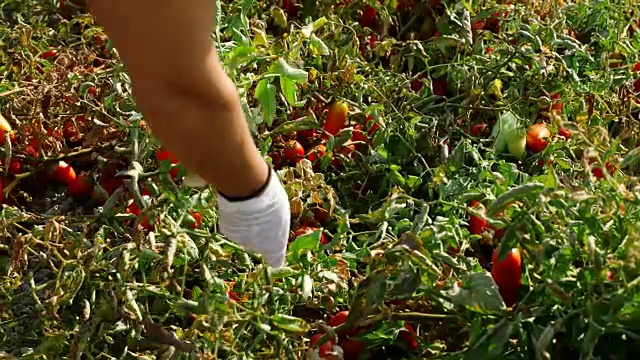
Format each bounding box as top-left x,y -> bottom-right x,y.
42,49 -> 59,59
558,128 -> 571,140
189,210 -> 203,229
54,161 -> 77,184
471,123 -> 488,137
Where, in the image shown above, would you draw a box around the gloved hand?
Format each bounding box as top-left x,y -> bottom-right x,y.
215,168 -> 290,268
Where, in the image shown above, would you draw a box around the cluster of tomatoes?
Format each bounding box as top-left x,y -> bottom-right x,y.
269,101 -> 380,171
309,310 -> 418,360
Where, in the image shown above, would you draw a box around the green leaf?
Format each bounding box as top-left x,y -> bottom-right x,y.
280,77 -> 298,106
255,79 -> 277,126
620,146 -> 640,169
308,34 -> 330,56
448,272 -> 506,312
269,118 -> 319,135
287,230 -> 321,262
271,58 -> 308,83
271,314 -> 309,333
300,16 -> 328,38
487,183 -> 544,216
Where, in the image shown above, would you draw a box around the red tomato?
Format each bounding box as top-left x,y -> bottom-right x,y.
398,324 -> 419,350
633,61 -> 640,72
8,159 -> 22,174
54,161 -> 77,184
307,144 -> 326,162
283,140 -> 305,162
558,128 -> 571,140
468,200 -> 487,235
87,86 -> 97,96
365,115 -> 379,136
67,175 -> 93,197
592,162 -> 617,179
324,102 -> 349,136
410,79 -> 423,92
526,123 -> 551,153
42,49 -> 58,59
550,92 -> 563,114
634,78 -> 640,93
62,120 -> 79,140
309,334 -> 337,360
155,147 -> 178,163
472,20 -> 486,31
327,310 -> 349,327
432,79 -> 447,97
25,145 -> 39,158
100,178 -> 123,195
342,331 -> 365,360
351,125 -> 367,144
126,198 -> 154,231
491,248 -> 522,307
46,127 -> 63,141
359,5 -> 377,28
395,0 -> 414,11
471,123 -> 488,137
189,210 -> 203,229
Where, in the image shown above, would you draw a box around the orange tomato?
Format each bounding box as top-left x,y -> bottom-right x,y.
324,102 -> 349,136
526,123 -> 551,153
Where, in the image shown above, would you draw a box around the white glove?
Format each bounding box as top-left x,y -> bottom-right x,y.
216,168 -> 290,268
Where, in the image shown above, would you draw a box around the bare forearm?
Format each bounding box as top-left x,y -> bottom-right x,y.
137,61 -> 268,198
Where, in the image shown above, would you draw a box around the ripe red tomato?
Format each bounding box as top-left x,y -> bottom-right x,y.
410,79 -> 423,92
67,175 -> 93,197
155,147 -> 178,163
592,162 -> 617,179
491,248 -> 522,307
324,102 -> 349,136
633,61 -> 640,72
25,145 -> 39,159
189,210 -> 203,229
62,120 -> 79,140
351,125 -> 367,144
468,200 -> 487,235
293,226 -> 329,244
549,92 -> 563,114
327,310 -> 349,327
309,334 -> 337,360
8,159 -> 22,174
307,144 -> 326,162
87,86 -> 97,96
54,161 -> 77,184
471,123 -> 488,137
432,79 -> 447,96
342,331 -> 365,360
126,198 -> 154,231
365,115 -> 379,136
526,123 -> 551,153
359,5 -> 377,28
42,49 -> 58,59
558,128 -> 571,140
398,323 -> 419,350
100,178 -> 123,195
46,127 -> 63,141
283,140 -> 305,162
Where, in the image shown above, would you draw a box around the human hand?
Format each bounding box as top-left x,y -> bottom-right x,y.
215,168 -> 290,268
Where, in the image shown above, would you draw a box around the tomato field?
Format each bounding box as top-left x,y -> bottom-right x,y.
2,0 -> 640,359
